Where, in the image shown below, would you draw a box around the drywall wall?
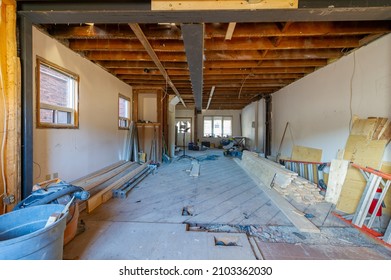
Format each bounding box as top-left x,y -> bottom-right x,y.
272,33 -> 391,163
33,27 -> 132,183
241,100 -> 266,152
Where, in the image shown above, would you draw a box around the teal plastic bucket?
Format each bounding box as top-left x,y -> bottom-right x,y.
0,204 -> 67,260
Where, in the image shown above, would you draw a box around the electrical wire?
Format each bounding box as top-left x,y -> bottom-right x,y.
0,59 -> 8,205
348,52 -> 356,133
161,73 -> 168,102
238,73 -> 252,99
34,161 -> 42,179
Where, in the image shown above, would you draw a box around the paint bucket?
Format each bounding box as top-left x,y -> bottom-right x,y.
0,204 -> 67,259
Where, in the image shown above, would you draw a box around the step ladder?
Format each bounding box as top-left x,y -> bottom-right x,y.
343,163 -> 391,245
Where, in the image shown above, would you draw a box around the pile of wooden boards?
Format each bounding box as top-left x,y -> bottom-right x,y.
123,122 -> 139,162
71,160 -> 149,213
336,117 -> 391,214
274,176 -> 325,205
240,151 -> 324,205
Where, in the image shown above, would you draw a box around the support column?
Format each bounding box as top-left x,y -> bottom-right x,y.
19,16 -> 33,199
265,95 -> 272,157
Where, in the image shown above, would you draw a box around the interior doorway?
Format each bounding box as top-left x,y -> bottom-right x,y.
175,118 -> 192,148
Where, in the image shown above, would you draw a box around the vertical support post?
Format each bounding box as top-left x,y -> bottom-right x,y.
19,16 -> 33,199
264,94 -> 272,157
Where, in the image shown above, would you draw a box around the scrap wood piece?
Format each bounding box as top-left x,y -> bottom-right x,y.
190,160 -> 200,177
324,159 -> 349,204
87,162 -> 150,213
235,158 -> 320,233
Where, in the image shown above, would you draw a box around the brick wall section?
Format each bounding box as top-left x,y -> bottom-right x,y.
39,64 -> 73,123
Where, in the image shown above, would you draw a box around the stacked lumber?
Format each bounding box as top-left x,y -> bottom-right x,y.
122,121 -> 139,162
241,151 -> 297,188
70,161 -> 145,213
237,151 -> 321,233
241,151 -> 324,205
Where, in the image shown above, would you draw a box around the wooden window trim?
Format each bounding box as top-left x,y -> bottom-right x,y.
118,93 -> 131,130
36,56 -> 79,129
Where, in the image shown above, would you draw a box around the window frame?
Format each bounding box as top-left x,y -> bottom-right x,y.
203,115 -> 233,138
118,94 -> 131,130
36,56 -> 79,129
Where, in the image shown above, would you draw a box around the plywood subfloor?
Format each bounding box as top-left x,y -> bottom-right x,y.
64,149 -> 391,260
83,150 -> 293,226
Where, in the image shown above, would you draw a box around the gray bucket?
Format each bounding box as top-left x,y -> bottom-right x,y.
0,204 -> 67,260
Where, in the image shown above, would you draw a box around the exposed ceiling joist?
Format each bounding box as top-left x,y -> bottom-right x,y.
181,23 -> 204,112
128,23 -> 186,107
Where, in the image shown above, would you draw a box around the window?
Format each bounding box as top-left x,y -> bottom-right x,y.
118,94 -> 130,129
203,116 -> 233,138
36,57 -> 79,128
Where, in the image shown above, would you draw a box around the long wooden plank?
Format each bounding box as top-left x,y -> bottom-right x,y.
87,162 -> 150,213
128,23 -> 185,107
324,160 -> 349,204
75,161 -> 135,191
71,160 -> 127,185
152,0 -> 298,10
235,158 -> 320,233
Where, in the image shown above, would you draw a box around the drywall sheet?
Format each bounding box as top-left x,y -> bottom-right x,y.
336,118 -> 389,213
291,145 -> 323,162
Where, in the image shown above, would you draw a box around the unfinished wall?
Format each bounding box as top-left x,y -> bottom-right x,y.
241,100 -> 266,152
272,33 -> 391,163
0,0 -> 20,212
33,27 -> 132,183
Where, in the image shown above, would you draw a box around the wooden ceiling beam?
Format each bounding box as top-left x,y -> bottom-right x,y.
204,36 -> 360,50
113,68 -> 189,75
48,24 -> 182,40
86,51 -> 187,61
152,0 -> 298,10
205,73 -> 304,80
205,22 -> 391,38
69,38 -> 185,52
70,36 -> 360,52
205,49 -> 344,60
128,23 -> 185,106
98,61 -> 188,69
204,68 -> 313,75
204,59 -> 328,68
